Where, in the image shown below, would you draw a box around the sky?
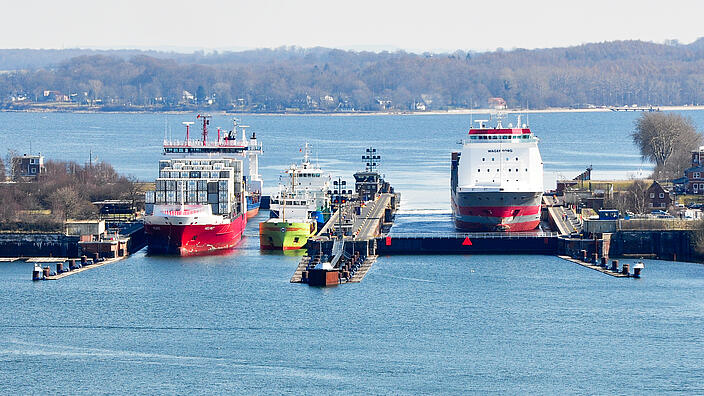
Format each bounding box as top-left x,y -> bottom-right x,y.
4,0 -> 703,53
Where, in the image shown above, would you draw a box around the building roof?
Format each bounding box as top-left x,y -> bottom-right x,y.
685,165 -> 704,173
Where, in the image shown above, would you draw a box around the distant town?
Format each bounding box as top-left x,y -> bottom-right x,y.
1,39 -> 704,113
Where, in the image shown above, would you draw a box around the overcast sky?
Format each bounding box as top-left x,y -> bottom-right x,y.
4,0 -> 702,53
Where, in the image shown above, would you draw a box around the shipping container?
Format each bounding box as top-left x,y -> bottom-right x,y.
156,191 -> 166,203
198,180 -> 207,190
145,191 -> 155,204
208,193 -> 219,204
198,191 -> 207,203
187,180 -> 197,190
187,191 -> 197,203
211,203 -> 219,215
207,182 -> 218,193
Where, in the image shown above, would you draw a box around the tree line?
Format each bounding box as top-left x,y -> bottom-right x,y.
0,158 -> 139,232
1,39 -> 704,112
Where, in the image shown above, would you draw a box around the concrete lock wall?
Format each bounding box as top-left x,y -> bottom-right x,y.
0,233 -> 80,257
608,230 -> 696,261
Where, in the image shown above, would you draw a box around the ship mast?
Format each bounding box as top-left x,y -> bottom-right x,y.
197,114 -> 211,145
182,122 -> 194,146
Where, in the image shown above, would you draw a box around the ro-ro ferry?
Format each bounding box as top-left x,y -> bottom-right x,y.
451,114 -> 543,231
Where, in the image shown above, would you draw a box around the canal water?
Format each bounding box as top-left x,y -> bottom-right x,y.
1,111 -> 704,393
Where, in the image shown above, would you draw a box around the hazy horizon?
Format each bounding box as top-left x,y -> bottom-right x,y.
4,0 -> 702,54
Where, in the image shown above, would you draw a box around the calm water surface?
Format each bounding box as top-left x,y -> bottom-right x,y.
1,111 -> 704,393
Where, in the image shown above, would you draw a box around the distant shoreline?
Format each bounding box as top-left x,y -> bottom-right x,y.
2,105 -> 704,116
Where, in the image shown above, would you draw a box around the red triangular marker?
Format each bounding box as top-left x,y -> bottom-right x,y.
462,237 -> 472,246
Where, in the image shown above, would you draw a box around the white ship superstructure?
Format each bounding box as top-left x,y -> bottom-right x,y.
451,114 -> 544,231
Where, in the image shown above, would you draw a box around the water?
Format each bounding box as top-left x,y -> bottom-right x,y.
8,110 -> 704,210
1,111 -> 704,393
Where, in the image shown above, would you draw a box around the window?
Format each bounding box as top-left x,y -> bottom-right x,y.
696,172 -> 701,179
650,193 -> 655,198
659,193 -> 664,198
700,183 -> 704,189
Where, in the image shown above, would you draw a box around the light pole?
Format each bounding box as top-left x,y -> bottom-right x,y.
333,178 -> 347,238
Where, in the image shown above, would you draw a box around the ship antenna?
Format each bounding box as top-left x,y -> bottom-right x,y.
182,121 -> 194,146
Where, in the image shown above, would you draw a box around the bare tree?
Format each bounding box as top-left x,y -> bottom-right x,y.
632,113 -> 702,179
0,157 -> 5,181
606,179 -> 650,214
49,186 -> 80,221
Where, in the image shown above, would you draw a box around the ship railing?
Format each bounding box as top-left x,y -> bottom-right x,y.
386,231 -> 559,239
163,139 -> 247,148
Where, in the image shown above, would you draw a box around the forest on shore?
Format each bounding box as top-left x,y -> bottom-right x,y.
1,39 -> 704,112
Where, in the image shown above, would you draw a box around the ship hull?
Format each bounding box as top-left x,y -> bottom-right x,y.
259,220 -> 316,250
451,191 -> 542,232
145,214 -> 246,255
246,196 -> 261,219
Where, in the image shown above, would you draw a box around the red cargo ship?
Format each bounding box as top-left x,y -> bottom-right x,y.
144,115 -> 260,255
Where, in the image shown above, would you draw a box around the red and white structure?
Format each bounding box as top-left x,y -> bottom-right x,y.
144,115 -> 262,255
451,114 -> 543,231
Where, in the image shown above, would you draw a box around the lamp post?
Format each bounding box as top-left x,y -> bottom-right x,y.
332,178 -> 347,238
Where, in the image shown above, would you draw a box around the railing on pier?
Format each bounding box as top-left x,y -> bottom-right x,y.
387,231 -> 559,239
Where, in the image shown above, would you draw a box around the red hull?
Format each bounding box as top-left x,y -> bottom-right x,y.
145,214 -> 246,255
454,218 -> 541,232
451,194 -> 541,232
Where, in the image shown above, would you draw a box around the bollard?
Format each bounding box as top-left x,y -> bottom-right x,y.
93,252 -> 100,263
43,266 -> 51,278
581,250 -> 588,262
69,259 -> 77,270
611,260 -> 619,272
81,255 -> 87,266
32,266 -> 43,281
633,262 -> 644,278
56,262 -> 64,274
591,253 -> 598,264
622,263 -> 630,276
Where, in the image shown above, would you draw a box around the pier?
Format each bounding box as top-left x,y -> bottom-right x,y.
43,256 -> 126,280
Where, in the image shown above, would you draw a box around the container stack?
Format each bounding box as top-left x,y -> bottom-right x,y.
145,158 -> 243,215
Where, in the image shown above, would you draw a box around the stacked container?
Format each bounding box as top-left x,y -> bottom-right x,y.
146,158 -> 244,216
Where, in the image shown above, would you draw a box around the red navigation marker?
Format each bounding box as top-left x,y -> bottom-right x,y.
386,236 -> 392,246
462,237 -> 472,246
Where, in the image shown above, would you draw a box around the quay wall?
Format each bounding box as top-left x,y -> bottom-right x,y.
0,233 -> 80,257
608,230 -> 698,262
377,236 -> 558,255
